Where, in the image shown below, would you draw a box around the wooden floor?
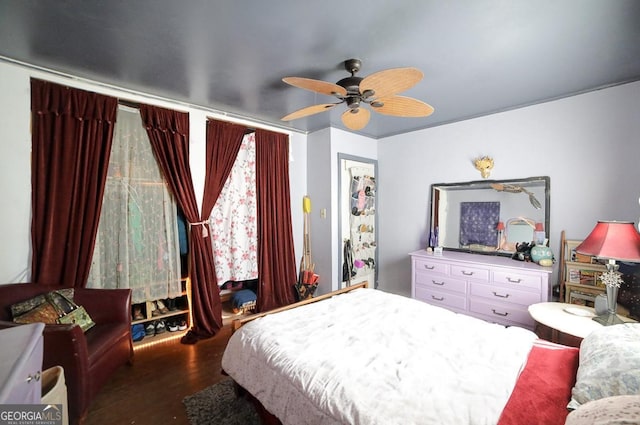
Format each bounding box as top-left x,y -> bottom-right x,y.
85,325 -> 233,425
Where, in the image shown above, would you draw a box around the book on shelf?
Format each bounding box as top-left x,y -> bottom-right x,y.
569,290 -> 596,307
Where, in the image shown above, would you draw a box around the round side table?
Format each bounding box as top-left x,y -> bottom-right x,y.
528,302 -> 605,347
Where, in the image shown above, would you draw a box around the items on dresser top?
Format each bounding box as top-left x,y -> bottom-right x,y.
410,250 -> 552,329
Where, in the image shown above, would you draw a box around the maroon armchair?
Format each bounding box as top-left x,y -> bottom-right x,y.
0,284 -> 133,425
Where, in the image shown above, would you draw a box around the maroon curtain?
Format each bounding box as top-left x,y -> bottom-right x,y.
255,129 -> 297,311
195,119 -> 246,335
202,120 -> 246,212
139,104 -> 220,343
30,79 -> 118,287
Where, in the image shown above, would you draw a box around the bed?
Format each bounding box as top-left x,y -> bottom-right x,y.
221,284 -> 638,425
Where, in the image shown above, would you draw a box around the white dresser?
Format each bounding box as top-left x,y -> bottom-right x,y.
410,250 -> 552,330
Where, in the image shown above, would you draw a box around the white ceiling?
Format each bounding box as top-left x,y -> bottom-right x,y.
1,0 -> 639,138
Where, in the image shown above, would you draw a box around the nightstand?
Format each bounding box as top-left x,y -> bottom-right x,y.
528,302 -> 635,348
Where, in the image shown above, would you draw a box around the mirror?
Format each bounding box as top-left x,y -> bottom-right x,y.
338,154 -> 378,289
429,176 -> 550,256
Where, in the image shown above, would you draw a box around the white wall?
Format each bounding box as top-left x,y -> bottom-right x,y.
0,59 -> 308,283
378,81 -> 640,297
0,63 -> 32,282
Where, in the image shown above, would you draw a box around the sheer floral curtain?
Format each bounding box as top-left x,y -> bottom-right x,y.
209,132 -> 258,284
87,106 -> 182,303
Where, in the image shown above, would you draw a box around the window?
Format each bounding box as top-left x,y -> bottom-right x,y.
87,106 -> 182,303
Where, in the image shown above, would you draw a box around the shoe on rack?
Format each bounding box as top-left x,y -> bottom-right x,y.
167,320 -> 179,332
132,324 -> 146,342
166,298 -> 178,311
178,320 -> 188,331
145,322 -> 156,336
132,305 -> 144,321
156,299 -> 169,315
150,301 -> 161,317
155,320 -> 166,335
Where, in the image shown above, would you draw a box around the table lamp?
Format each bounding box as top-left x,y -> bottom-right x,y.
575,221 -> 640,325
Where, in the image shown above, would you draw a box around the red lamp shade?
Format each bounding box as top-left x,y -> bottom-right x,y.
534,222 -> 544,232
575,221 -> 640,262
496,221 -> 505,231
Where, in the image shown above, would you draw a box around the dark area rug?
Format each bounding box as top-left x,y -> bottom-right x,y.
182,378 -> 260,425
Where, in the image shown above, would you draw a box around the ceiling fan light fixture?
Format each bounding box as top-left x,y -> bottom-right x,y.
346,97 -> 360,109
361,89 -> 375,99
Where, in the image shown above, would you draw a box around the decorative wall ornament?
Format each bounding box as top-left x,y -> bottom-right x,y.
473,156 -> 494,178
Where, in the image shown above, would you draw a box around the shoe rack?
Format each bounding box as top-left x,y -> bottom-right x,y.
131,277 -> 191,347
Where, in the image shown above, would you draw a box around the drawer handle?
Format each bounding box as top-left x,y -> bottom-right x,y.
507,277 -> 522,283
461,270 -> 474,276
432,280 -> 445,286
491,309 -> 509,317
492,291 -> 510,298
431,295 -> 445,301
26,371 -> 41,383
424,265 -> 435,270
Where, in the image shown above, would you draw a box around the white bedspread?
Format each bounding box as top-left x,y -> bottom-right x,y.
221,288 -> 537,425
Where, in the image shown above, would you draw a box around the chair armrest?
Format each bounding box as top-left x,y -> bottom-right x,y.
75,288 -> 132,325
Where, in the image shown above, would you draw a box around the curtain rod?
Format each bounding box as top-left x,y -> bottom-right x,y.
1,55 -> 305,136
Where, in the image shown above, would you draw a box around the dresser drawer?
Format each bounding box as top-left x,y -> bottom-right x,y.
414,258 -> 449,275
492,270 -> 543,290
450,264 -> 489,282
470,282 -> 542,306
415,272 -> 467,294
415,286 -> 466,311
469,298 -> 534,328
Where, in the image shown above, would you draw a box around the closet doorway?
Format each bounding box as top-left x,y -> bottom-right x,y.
338,154 -> 378,289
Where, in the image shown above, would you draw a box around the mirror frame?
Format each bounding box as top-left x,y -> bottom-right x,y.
429,176 -> 550,257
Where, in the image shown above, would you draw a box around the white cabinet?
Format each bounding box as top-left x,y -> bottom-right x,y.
410,250 -> 552,330
0,323 -> 44,404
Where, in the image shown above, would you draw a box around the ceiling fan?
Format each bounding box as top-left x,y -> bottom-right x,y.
281,59 -> 434,131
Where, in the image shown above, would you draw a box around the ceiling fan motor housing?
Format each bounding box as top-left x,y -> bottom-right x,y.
336,76 -> 363,96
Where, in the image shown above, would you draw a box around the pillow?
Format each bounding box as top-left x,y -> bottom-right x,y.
10,288 -> 75,317
497,340 -> 579,425
230,289 -> 256,314
565,395 -> 640,425
568,323 -> 640,410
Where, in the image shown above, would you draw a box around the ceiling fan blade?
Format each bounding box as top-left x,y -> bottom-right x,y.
281,103 -> 338,121
282,77 -> 347,97
371,95 -> 434,117
360,67 -> 423,99
341,108 -> 371,130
